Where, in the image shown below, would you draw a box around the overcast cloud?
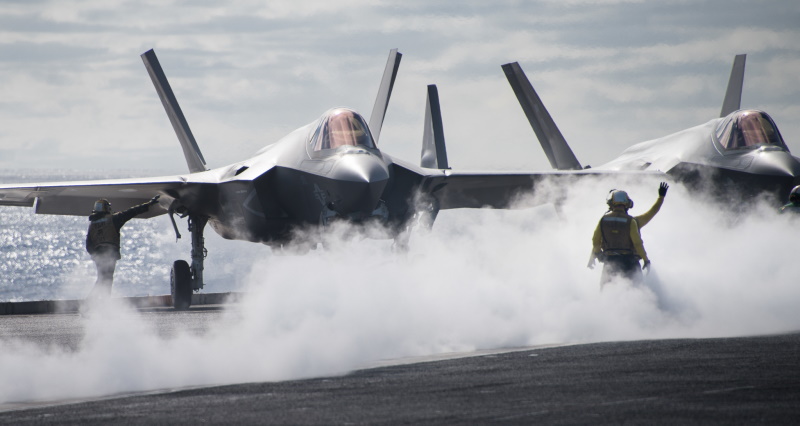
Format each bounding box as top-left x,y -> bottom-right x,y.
0,0 -> 798,173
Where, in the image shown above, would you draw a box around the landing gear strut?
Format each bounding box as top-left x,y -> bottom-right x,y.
169,213 -> 208,310
393,195 -> 439,252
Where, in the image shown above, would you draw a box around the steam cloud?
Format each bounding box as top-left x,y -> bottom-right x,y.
2,175 -> 799,404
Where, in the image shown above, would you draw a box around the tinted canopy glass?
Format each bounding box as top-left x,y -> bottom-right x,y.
716,110 -> 786,150
311,108 -> 375,152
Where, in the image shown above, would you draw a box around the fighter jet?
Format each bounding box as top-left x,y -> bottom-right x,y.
0,48 -> 589,309
502,54 -> 800,200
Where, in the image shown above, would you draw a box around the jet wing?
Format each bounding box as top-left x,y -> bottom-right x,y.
0,175 -> 189,218
420,169 -> 666,209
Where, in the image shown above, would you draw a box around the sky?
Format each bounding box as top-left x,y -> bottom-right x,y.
0,0 -> 798,174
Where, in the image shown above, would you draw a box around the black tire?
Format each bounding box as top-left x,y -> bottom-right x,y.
171,260 -> 192,310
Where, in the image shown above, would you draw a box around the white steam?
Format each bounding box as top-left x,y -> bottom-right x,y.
2,176 -> 799,404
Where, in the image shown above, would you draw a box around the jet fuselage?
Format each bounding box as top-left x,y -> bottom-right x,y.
168,108 -> 404,246
597,110 -> 800,200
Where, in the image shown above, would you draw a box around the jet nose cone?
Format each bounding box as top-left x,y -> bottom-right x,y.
751,150 -> 800,178
330,152 -> 390,215
334,152 -> 391,183
743,149 -> 800,200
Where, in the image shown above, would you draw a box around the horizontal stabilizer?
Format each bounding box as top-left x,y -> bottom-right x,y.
369,49 -> 402,144
420,84 -> 449,169
502,62 -> 582,171
141,49 -> 207,173
720,54 -> 747,117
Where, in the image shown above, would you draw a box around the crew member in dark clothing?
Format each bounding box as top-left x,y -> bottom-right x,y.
780,185 -> 800,214
86,196 -> 159,297
587,183 -> 668,287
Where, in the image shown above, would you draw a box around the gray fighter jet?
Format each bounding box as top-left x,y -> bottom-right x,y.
0,49 -> 585,309
502,54 -> 800,200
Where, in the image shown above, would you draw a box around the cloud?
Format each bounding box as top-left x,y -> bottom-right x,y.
0,1 -> 798,171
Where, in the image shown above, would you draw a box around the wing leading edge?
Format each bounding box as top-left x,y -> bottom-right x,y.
0,176 -> 187,218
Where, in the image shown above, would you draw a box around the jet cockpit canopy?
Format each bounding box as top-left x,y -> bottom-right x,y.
310,108 -> 376,152
715,110 -> 787,151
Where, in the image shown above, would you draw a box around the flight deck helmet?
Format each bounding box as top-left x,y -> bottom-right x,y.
790,185 -> 800,204
93,199 -> 111,214
606,190 -> 634,210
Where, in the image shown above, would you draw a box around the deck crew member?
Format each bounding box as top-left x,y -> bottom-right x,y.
86,196 -> 159,297
780,185 -> 800,214
587,183 -> 668,286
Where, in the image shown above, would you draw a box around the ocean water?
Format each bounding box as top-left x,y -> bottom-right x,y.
0,170 -> 263,301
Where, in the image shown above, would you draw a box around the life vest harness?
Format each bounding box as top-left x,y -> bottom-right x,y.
599,213 -> 634,256
87,215 -> 120,250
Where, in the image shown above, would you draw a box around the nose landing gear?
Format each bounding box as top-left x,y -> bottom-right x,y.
169,212 -> 208,310
170,259 -> 192,310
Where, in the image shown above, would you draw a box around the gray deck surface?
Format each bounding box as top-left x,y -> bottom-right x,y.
1,326 -> 798,425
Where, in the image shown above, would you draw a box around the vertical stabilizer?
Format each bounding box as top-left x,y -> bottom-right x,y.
720,54 -> 747,117
420,85 -> 449,169
502,62 -> 582,171
369,49 -> 402,145
141,49 -> 207,173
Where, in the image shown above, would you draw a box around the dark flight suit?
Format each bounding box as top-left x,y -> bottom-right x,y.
779,202 -> 800,214
86,201 -> 153,297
